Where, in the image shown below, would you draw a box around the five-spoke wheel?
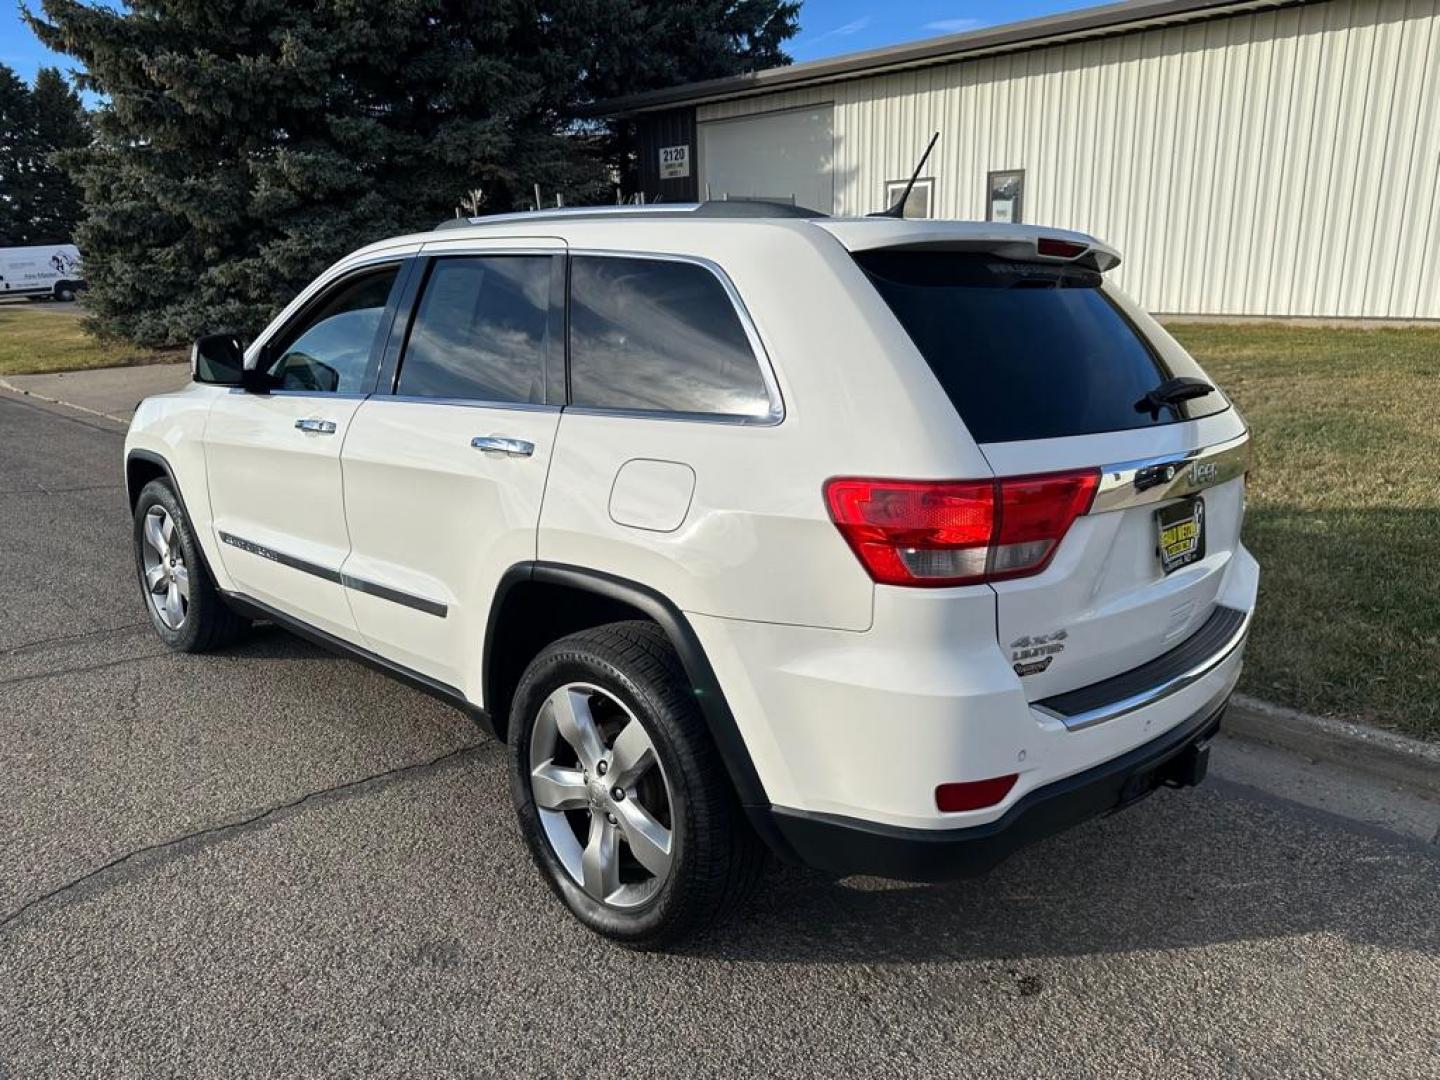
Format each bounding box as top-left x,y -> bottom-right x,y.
509,621 -> 765,947
131,478 -> 247,652
529,682 -> 675,908
139,505 -> 189,630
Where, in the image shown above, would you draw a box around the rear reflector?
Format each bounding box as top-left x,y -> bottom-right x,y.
936,774 -> 1018,812
1036,237 -> 1088,259
824,470 -> 1099,587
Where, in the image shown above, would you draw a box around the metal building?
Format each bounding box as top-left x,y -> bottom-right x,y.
601,0 -> 1440,319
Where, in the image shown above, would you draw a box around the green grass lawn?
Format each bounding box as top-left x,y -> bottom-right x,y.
0,305 -> 184,377
1169,322 -> 1440,741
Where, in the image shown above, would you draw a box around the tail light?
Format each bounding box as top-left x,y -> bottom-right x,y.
824,469 -> 1099,588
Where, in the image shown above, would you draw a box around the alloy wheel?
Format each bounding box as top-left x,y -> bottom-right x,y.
528,682 -> 675,909
140,505 -> 189,630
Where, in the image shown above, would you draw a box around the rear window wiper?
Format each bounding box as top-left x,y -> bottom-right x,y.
1135,376 -> 1214,420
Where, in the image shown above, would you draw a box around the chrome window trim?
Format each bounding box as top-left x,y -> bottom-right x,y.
378,395 -> 561,413
1034,605 -> 1252,732
226,388 -> 370,401
567,248 -> 786,427
1091,431 -> 1251,515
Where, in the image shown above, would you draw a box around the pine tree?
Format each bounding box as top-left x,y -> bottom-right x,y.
25,0 -> 799,346
0,63 -> 37,245
0,63 -> 88,246
27,67 -> 89,244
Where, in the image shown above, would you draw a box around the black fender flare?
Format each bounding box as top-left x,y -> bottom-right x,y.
125,448 -> 222,585
485,562 -> 773,813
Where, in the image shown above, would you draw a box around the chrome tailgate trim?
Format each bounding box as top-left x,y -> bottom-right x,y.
1091,431 -> 1251,514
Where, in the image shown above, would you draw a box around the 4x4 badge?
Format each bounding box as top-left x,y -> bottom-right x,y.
1010,629 -> 1067,676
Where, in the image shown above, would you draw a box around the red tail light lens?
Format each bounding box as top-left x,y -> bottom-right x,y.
1036,237 -> 1088,258
824,470 -> 1098,588
936,774 -> 1018,812
990,470 -> 1101,581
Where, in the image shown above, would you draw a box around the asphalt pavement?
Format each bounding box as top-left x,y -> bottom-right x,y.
1,387 -> 1437,1080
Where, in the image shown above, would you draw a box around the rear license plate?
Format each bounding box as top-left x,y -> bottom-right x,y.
1156,496 -> 1205,574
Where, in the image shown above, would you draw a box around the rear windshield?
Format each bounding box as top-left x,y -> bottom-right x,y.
855,251 -> 1227,444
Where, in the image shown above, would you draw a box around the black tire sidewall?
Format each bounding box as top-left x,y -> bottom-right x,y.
508,644 -> 700,945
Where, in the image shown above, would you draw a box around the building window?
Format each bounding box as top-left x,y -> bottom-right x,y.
883,177 -> 934,219
986,170 -> 1025,223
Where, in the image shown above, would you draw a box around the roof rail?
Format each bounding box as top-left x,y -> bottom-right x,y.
433,200 -> 827,231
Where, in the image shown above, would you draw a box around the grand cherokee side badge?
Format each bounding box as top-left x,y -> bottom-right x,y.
1010,629 -> 1067,676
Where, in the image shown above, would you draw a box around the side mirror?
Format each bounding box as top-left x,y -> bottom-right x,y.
191,333 -> 245,385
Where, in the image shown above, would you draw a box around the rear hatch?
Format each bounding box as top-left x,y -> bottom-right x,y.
843,229 -> 1248,703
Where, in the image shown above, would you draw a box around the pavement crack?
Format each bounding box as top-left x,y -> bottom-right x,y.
0,742 -> 487,936
0,622 -> 148,657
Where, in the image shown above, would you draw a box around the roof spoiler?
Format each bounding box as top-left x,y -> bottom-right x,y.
815,221 -> 1122,272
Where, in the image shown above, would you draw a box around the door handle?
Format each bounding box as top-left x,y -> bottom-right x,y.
295,418 -> 337,434
471,436 -> 535,457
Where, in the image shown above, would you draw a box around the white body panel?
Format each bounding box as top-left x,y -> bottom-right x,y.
205,391 -> 365,638
340,399 -> 561,697
125,209 -> 1260,846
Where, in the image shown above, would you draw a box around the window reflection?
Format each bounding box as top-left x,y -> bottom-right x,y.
569,257 -> 770,418
397,257 -> 550,403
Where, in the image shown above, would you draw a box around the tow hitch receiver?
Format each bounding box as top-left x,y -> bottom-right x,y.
1115,735 -> 1213,808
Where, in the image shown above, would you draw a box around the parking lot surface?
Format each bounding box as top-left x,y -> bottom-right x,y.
1,389 -> 1437,1080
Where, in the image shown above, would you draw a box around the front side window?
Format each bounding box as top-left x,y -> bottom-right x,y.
396,256 -> 551,403
569,256 -> 773,419
266,267 -> 398,393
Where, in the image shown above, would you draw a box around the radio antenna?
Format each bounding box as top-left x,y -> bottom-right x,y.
871,131 -> 939,218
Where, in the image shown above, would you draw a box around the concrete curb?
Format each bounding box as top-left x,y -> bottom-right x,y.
1225,694 -> 1440,801
0,375 -> 131,424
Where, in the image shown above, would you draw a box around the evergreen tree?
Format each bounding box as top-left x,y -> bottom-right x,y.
0,63 -> 88,245
0,63 -> 37,245
28,67 -> 89,243
25,0 -> 799,345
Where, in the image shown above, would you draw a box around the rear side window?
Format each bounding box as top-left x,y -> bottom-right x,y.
569,255 -> 774,419
396,256 -> 551,403
855,251 -> 1226,443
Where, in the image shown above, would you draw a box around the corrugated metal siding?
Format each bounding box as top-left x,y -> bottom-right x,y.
696,0 -> 1440,317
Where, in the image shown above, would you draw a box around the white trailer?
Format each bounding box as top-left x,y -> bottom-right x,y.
0,244 -> 85,301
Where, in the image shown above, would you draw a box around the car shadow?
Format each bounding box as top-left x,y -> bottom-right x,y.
684,787 -> 1440,966
220,624 -> 1440,967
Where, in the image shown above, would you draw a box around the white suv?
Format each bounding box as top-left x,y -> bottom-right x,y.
124,203 -> 1257,946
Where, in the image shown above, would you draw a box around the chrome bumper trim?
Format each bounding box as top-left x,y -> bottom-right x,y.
1034,605 -> 1253,732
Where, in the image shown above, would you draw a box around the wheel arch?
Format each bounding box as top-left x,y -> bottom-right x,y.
125,448 -> 222,585
484,562 -> 771,812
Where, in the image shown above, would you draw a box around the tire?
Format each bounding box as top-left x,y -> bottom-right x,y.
508,621 -> 766,948
132,478 -> 248,652
54,285 -> 75,302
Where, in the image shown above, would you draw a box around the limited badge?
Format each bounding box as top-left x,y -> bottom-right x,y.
1156,496 -> 1206,574
1010,629 -> 1067,676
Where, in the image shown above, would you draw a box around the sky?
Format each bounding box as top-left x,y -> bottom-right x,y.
1,0 -> 1105,86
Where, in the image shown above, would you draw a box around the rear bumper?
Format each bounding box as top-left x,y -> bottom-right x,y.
754,693 -> 1227,882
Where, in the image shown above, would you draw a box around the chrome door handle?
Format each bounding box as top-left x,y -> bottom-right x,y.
471,436 -> 535,457
295,418 -> 337,434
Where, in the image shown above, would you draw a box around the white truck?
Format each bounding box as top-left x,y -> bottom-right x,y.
0,244 -> 85,301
